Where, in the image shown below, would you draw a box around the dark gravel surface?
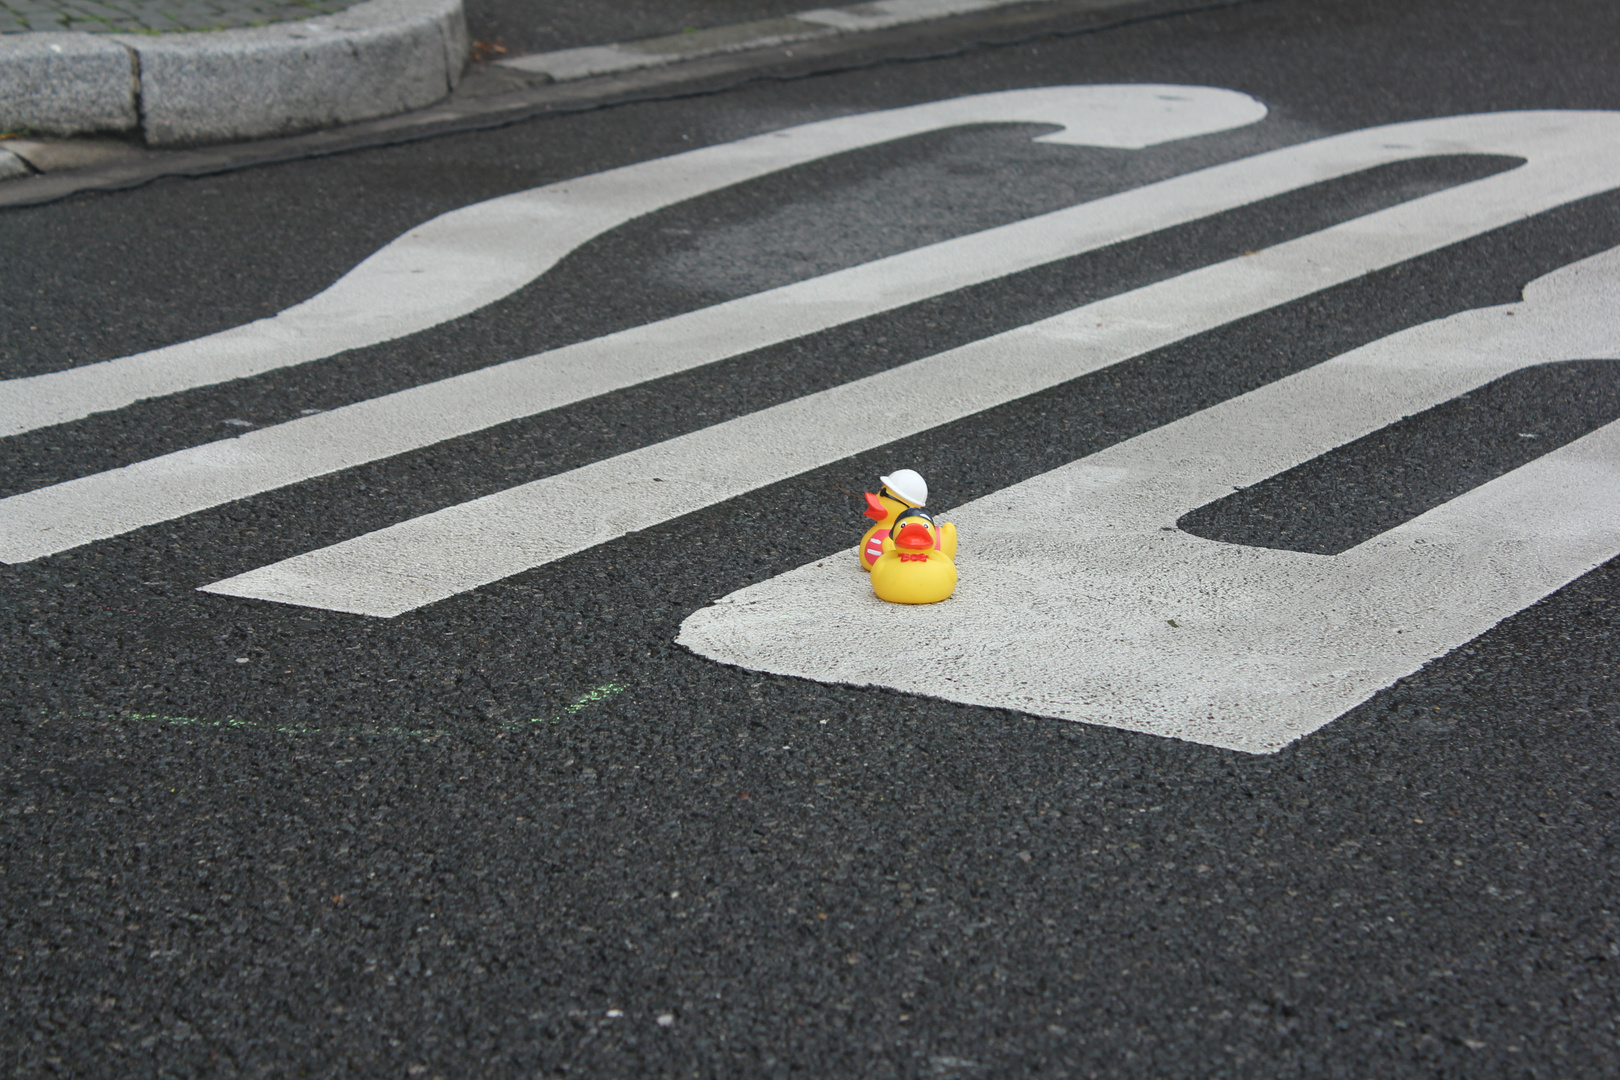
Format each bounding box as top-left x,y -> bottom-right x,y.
3,0 -> 1619,1076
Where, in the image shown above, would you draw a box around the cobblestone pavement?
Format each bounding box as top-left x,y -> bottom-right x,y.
0,0 -> 357,33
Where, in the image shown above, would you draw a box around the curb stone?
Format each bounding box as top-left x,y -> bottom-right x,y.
0,0 -> 468,145
0,32 -> 136,135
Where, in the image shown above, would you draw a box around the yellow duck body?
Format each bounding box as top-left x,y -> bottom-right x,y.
870,518 -> 958,604
859,489 -> 959,570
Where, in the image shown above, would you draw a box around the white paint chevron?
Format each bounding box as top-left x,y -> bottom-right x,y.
678,247 -> 1620,753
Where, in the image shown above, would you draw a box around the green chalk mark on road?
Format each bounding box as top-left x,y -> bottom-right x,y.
121,711 -> 439,737
57,682 -> 628,740
504,682 -> 628,729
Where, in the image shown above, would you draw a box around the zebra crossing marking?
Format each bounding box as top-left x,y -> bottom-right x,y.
0,85 -> 1264,438
198,110 -> 1620,616
4,111 -> 1617,571
677,247 -> 1620,754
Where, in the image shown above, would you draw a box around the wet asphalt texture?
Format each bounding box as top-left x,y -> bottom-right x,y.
3,0 -> 1619,1076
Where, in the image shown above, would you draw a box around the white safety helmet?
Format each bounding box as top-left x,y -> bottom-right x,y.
880,469 -> 928,507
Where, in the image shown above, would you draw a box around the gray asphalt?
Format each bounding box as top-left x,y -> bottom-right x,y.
3,0 -> 1618,1076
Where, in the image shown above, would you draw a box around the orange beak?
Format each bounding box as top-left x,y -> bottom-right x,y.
863,492 -> 888,521
895,523 -> 933,550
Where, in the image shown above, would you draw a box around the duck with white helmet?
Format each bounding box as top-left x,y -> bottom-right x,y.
856,469 -> 958,572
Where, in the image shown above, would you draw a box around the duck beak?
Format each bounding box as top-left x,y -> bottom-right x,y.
895,523 -> 933,549
863,492 -> 887,521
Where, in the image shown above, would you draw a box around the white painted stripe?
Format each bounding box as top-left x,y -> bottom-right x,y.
677,247 -> 1620,754
500,27 -> 834,82
500,43 -> 704,82
797,0 -> 1008,33
0,109 -> 1606,565
498,0 -> 1034,80
200,117 -> 1620,617
0,86 -> 1262,438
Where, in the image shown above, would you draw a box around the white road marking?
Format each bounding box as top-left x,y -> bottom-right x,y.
2,109 -> 1613,565
501,0 -> 1024,82
0,86 -> 1264,438
798,0 -> 1011,32
677,248 -> 1620,754
199,113 -> 1620,617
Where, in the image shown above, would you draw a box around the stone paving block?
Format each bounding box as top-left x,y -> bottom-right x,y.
0,1 -> 43,27
0,32 -> 136,134
62,2 -> 127,17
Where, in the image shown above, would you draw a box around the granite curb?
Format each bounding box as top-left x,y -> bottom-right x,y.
0,0 -> 467,145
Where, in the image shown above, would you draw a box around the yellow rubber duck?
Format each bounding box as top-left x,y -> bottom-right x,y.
858,469 -> 957,571
870,508 -> 957,605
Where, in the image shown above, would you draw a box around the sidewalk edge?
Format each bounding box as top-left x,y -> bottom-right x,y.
0,0 -> 468,146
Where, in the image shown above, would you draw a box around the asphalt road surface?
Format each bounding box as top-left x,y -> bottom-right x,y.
3,0 -> 1619,1076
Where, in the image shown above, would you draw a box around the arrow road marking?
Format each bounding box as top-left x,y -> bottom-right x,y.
2,110 -> 1615,566
677,247 -> 1620,754
0,86 -> 1264,438
198,113 -> 1620,617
